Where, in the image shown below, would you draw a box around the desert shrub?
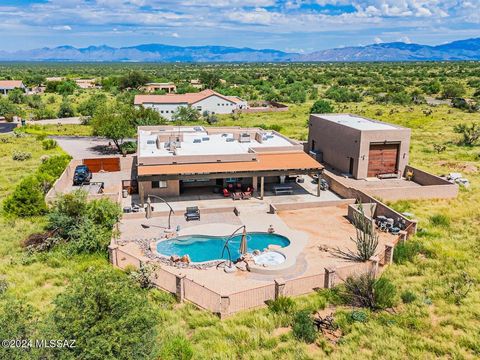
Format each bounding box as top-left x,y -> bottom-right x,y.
68,218 -> 111,254
3,175 -> 48,216
393,240 -> 424,264
453,123 -> 480,146
42,138 -> 57,150
120,140 -> 137,154
253,123 -> 283,132
128,264 -> 156,289
47,190 -> 88,237
50,268 -> 157,360
325,86 -> 361,102
310,99 -> 333,113
349,310 -> 368,323
0,278 -> 7,295
0,297 -> 39,360
401,290 -> 417,304
37,155 -> 70,178
267,296 -> 296,315
57,98 -> 75,118
86,198 -> 122,229
12,150 -> 32,161
159,335 -> 193,360
343,272 -> 396,310
47,191 -> 120,253
429,214 -> 450,228
292,310 -> 317,343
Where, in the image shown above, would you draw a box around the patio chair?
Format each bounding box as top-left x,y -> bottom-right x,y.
222,188 -> 230,197
231,192 -> 242,200
184,206 -> 200,221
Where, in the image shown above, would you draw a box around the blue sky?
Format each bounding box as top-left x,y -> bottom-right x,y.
0,0 -> 479,52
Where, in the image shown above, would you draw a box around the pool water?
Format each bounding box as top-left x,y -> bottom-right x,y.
156,232 -> 290,263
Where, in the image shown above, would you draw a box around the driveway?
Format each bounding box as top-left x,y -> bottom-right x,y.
52,136 -> 120,159
0,122 -> 17,133
27,117 -> 84,125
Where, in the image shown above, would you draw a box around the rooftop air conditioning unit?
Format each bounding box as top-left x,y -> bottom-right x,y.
239,133 -> 251,143
193,138 -> 202,143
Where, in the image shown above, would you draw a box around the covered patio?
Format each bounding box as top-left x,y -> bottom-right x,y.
136,152 -> 324,206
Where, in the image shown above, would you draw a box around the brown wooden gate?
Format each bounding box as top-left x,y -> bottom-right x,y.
83,158 -> 120,172
367,143 -> 399,177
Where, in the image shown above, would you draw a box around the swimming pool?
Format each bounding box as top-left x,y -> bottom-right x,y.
156,232 -> 290,263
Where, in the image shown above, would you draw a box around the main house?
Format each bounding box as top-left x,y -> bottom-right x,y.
307,114 -> 411,179
0,80 -> 26,95
134,89 -> 248,120
135,125 -> 323,205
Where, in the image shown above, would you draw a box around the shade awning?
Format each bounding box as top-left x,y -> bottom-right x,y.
137,152 -> 323,177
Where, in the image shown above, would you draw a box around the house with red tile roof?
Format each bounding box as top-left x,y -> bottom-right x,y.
0,80 -> 26,95
134,89 -> 247,120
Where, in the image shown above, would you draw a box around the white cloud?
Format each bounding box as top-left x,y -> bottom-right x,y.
171,32 -> 180,38
52,25 -> 72,31
399,36 -> 412,43
374,36 -> 383,44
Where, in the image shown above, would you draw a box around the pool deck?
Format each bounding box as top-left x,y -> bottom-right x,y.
115,202 -> 397,296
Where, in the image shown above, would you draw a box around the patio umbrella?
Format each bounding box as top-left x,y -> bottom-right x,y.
239,227 -> 248,255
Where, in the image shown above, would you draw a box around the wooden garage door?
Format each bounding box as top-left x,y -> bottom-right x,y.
367,144 -> 399,177
83,157 -> 120,172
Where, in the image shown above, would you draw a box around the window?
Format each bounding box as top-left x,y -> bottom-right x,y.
151,181 -> 167,189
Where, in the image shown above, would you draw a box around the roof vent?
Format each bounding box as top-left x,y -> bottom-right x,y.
193,138 -> 202,143
226,138 -> 234,142
194,127 -> 203,132
202,137 -> 210,141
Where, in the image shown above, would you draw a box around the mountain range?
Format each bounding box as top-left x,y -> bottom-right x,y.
1,38 -> 479,62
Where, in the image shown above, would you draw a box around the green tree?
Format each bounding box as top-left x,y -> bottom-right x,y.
57,98 -> 75,118
50,268 -> 158,360
199,71 -> 220,89
123,106 -> 166,126
119,71 -> 150,90
3,175 -> 48,217
91,104 -> 135,151
442,81 -> 466,99
310,99 -> 334,113
0,297 -> 39,360
7,88 -> 25,104
171,105 -> 200,122
0,97 -> 20,120
77,93 -> 107,116
56,80 -> 78,96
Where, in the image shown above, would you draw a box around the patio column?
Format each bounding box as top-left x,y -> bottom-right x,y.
260,176 -> 264,200
252,176 -> 258,195
139,181 -> 145,207
316,172 -> 321,197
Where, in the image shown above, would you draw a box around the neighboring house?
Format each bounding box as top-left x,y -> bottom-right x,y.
134,89 -> 248,120
307,114 -> 411,179
142,82 -> 176,93
190,79 -> 202,89
0,80 -> 26,95
45,76 -> 65,82
75,79 -> 98,89
135,125 -> 323,204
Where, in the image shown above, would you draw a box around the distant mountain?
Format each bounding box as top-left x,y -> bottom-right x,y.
0,38 -> 479,62
299,38 -> 480,61
0,44 -> 295,62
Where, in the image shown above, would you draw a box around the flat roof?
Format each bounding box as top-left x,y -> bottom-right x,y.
138,127 -> 294,157
313,114 -> 399,131
138,152 -> 323,176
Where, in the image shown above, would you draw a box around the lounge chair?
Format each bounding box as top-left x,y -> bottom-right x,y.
231,192 -> 242,200
242,186 -> 253,199
222,188 -> 230,197
184,206 -> 200,221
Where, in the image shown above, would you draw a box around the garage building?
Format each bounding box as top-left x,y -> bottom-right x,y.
307,114 -> 411,179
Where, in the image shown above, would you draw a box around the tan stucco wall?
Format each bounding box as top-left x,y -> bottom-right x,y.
307,115 -> 411,179
141,179 -> 180,197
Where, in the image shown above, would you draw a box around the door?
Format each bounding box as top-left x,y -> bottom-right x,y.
367,143 -> 399,177
349,157 -> 354,175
